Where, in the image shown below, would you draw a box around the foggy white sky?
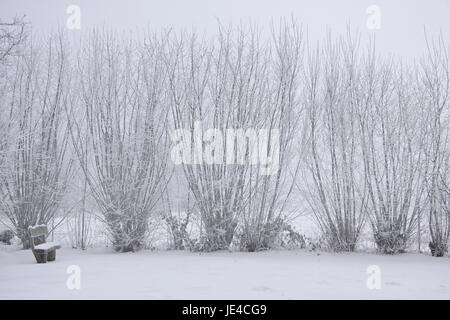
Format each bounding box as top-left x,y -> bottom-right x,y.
1,0 -> 449,60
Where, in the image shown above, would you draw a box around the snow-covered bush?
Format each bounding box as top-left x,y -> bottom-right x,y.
278,225 -> 307,250
163,214 -> 192,250
374,228 -> 407,254
304,236 -> 326,252
429,240 -> 448,257
238,218 -> 284,252
162,195 -> 194,251
238,218 -> 307,251
0,229 -> 14,245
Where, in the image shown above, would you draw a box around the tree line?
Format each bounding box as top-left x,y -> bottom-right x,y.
0,18 -> 448,256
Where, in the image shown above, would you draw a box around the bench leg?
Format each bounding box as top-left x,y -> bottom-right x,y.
47,250 -> 56,262
33,251 -> 48,264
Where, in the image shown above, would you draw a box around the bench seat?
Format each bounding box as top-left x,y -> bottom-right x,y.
34,242 -> 61,251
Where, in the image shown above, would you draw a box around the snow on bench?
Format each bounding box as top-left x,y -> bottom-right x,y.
34,242 -> 61,251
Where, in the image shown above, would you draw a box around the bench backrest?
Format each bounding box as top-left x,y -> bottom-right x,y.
28,225 -> 48,249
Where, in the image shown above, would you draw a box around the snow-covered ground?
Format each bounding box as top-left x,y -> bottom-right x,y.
1,247 -> 448,299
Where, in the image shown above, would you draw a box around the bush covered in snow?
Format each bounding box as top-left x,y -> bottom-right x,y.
0,229 -> 14,245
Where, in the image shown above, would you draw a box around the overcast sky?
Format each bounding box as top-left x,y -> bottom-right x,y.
1,0 -> 449,60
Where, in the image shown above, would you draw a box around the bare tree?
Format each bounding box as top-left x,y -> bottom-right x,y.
238,21 -> 302,251
301,31 -> 368,252
165,28 -> 249,251
358,55 -> 427,254
420,33 -> 450,257
165,22 -> 301,252
0,34 -> 73,248
69,31 -> 171,252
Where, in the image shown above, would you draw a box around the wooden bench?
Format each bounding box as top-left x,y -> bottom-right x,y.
28,225 -> 61,264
